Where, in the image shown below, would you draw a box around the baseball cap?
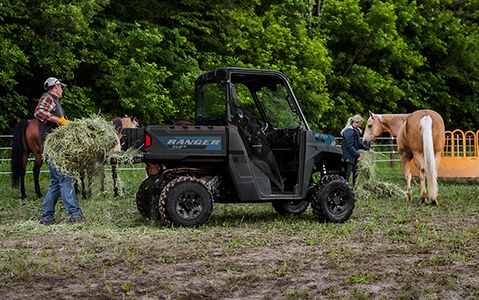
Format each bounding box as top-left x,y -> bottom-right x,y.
44,77 -> 67,90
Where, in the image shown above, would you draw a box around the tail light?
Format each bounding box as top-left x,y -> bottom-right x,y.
145,133 -> 152,148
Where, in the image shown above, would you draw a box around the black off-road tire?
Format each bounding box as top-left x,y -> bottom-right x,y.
311,174 -> 354,223
136,175 -> 162,221
272,200 -> 309,215
159,176 -> 214,227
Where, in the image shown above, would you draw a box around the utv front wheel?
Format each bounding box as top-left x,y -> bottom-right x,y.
272,200 -> 309,215
159,176 -> 213,227
311,174 -> 354,223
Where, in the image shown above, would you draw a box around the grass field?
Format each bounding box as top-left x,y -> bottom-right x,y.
0,162 -> 478,299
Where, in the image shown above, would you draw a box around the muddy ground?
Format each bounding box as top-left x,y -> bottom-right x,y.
1,207 -> 478,299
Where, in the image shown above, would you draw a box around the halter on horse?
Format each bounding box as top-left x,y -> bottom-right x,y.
362,110 -> 445,205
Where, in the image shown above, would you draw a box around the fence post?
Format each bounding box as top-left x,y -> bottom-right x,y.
389,136 -> 395,168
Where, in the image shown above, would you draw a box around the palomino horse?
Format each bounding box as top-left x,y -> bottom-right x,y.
10,116 -> 138,199
362,110 -> 445,205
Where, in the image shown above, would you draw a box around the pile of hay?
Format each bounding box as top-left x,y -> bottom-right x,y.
355,151 -> 406,200
43,115 -> 119,177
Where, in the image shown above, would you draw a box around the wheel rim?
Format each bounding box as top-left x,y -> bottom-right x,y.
175,191 -> 203,220
325,187 -> 349,215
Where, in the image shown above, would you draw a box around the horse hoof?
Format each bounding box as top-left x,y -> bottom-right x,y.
431,199 -> 438,206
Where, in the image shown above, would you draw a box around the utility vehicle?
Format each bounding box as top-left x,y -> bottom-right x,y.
123,67 -> 354,227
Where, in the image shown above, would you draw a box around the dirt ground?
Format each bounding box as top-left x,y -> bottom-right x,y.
1,217 -> 478,300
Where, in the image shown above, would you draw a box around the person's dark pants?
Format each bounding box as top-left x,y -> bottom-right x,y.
345,162 -> 358,186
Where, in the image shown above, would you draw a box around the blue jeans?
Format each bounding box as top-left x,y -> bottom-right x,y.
39,161 -> 83,222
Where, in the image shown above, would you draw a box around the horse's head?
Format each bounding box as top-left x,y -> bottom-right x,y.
122,115 -> 139,129
111,116 -> 140,153
362,111 -> 386,148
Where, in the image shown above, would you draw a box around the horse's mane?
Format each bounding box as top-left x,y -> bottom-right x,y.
368,113 -> 411,137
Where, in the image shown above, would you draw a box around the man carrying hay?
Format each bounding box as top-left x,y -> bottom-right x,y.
34,77 -> 83,225
341,114 -> 368,186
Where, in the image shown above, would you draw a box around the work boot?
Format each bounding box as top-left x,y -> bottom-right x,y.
39,219 -> 56,225
68,217 -> 83,224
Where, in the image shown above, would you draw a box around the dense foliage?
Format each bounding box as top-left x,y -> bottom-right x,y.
1,0 -> 477,134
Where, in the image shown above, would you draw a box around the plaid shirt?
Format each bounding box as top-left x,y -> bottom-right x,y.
34,93 -> 59,122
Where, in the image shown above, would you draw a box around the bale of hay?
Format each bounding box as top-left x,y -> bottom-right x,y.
43,115 -> 119,177
355,151 -> 406,200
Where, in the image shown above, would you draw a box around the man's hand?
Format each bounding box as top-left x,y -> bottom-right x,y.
58,116 -> 70,126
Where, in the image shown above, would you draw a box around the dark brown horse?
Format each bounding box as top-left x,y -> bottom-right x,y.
11,119 -> 43,199
11,116 -> 139,199
362,110 -> 445,205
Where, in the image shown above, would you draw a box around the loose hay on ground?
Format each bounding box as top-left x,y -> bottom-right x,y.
355,151 -> 406,200
43,116 -> 119,177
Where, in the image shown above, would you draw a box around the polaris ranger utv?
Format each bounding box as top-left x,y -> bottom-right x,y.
124,67 -> 354,227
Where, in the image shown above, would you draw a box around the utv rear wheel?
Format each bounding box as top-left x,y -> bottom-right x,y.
159,176 -> 213,227
272,200 -> 309,215
136,175 -> 161,221
311,174 -> 354,223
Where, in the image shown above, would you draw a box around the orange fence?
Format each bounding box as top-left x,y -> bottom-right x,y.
412,129 -> 479,178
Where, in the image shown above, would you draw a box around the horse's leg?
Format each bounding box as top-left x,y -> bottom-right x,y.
79,169 -> 87,199
26,120 -> 43,198
20,153 -> 28,199
99,163 -> 105,193
86,166 -> 93,199
413,155 -> 427,204
112,164 -> 119,197
33,153 -> 43,198
74,180 -> 79,194
399,153 -> 413,201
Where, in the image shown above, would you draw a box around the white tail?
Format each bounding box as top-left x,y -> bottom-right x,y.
420,116 -> 437,199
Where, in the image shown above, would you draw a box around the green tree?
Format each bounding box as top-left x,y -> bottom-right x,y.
1,0 -> 478,135
318,0 -> 425,130
0,0 -> 30,132
405,0 -> 479,128
318,0 -> 479,131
